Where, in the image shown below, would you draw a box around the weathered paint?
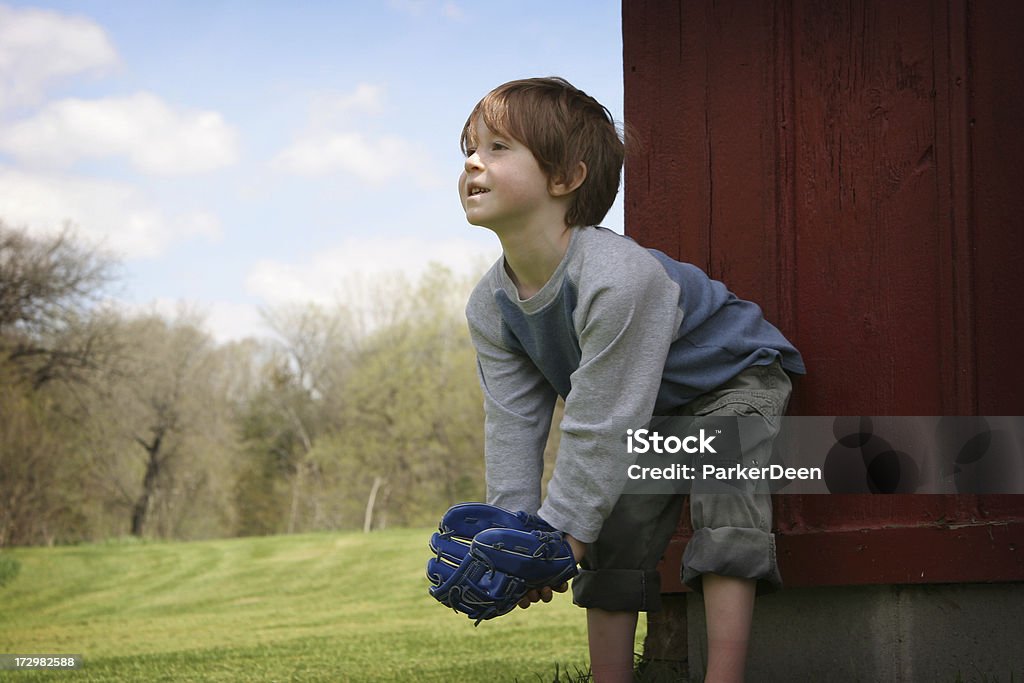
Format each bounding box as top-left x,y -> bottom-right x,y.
623,0 -> 1024,591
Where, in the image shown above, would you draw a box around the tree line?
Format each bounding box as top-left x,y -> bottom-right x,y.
0,221 -> 511,546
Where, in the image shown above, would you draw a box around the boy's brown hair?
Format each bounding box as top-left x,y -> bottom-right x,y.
460,77 -> 624,228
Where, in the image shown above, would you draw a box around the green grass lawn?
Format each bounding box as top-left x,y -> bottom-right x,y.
0,529 -> 645,682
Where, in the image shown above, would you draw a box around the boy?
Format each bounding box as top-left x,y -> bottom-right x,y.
459,77 -> 805,683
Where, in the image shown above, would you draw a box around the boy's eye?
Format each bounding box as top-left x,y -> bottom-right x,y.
491,142 -> 508,151
464,147 -> 477,157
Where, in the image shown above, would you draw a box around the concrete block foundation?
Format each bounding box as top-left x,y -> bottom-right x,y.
657,583 -> 1024,682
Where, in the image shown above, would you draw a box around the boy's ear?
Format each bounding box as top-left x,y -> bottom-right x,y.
549,161 -> 587,197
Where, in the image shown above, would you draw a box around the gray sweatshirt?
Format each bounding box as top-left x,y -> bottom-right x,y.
466,226 -> 805,543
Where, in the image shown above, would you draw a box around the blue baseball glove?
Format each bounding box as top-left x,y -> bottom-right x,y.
426,503 -> 578,624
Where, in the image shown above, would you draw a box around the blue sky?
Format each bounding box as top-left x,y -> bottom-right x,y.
0,1 -> 624,341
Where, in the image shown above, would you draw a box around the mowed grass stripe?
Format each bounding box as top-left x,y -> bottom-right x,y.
0,529 -> 612,682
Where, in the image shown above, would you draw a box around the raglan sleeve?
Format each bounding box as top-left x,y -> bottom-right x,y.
536,249 -> 682,543
466,285 -> 558,515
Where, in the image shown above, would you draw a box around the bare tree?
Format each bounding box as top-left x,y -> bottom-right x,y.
0,222 -> 117,390
77,311 -> 235,539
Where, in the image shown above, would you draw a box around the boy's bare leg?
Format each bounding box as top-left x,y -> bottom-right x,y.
586,608 -> 638,683
702,573 -> 756,683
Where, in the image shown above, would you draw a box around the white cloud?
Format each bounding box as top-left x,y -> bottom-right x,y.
0,92 -> 239,174
200,300 -> 269,343
273,131 -> 435,185
0,4 -> 119,110
0,166 -> 222,259
123,297 -> 268,344
307,83 -> 384,126
246,236 -> 498,308
273,83 -> 440,187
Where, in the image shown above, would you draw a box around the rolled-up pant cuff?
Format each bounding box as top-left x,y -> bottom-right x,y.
682,526 -> 782,596
572,568 -> 664,612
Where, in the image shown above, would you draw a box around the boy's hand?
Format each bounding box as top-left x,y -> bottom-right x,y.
517,532 -> 586,610
517,581 -> 568,609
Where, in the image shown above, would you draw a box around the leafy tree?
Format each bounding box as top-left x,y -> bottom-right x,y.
235,265 -> 487,535
2,221 -> 494,545
329,264 -> 485,530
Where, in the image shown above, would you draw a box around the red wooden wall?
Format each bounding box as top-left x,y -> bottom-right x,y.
622,0 -> 1024,589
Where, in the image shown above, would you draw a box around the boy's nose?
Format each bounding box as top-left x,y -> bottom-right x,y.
464,152 -> 483,172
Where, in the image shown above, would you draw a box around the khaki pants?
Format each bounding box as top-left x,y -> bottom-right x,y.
572,360 -> 792,612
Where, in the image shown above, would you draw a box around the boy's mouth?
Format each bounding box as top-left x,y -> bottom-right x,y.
468,186 -> 489,197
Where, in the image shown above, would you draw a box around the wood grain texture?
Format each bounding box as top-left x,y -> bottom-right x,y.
623,0 -> 1024,589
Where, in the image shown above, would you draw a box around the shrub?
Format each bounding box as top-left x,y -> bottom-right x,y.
0,552 -> 21,588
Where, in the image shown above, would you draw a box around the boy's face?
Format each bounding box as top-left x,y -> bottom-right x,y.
458,117 -> 558,233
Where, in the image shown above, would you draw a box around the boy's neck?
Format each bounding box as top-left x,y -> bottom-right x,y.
497,221 -> 574,300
